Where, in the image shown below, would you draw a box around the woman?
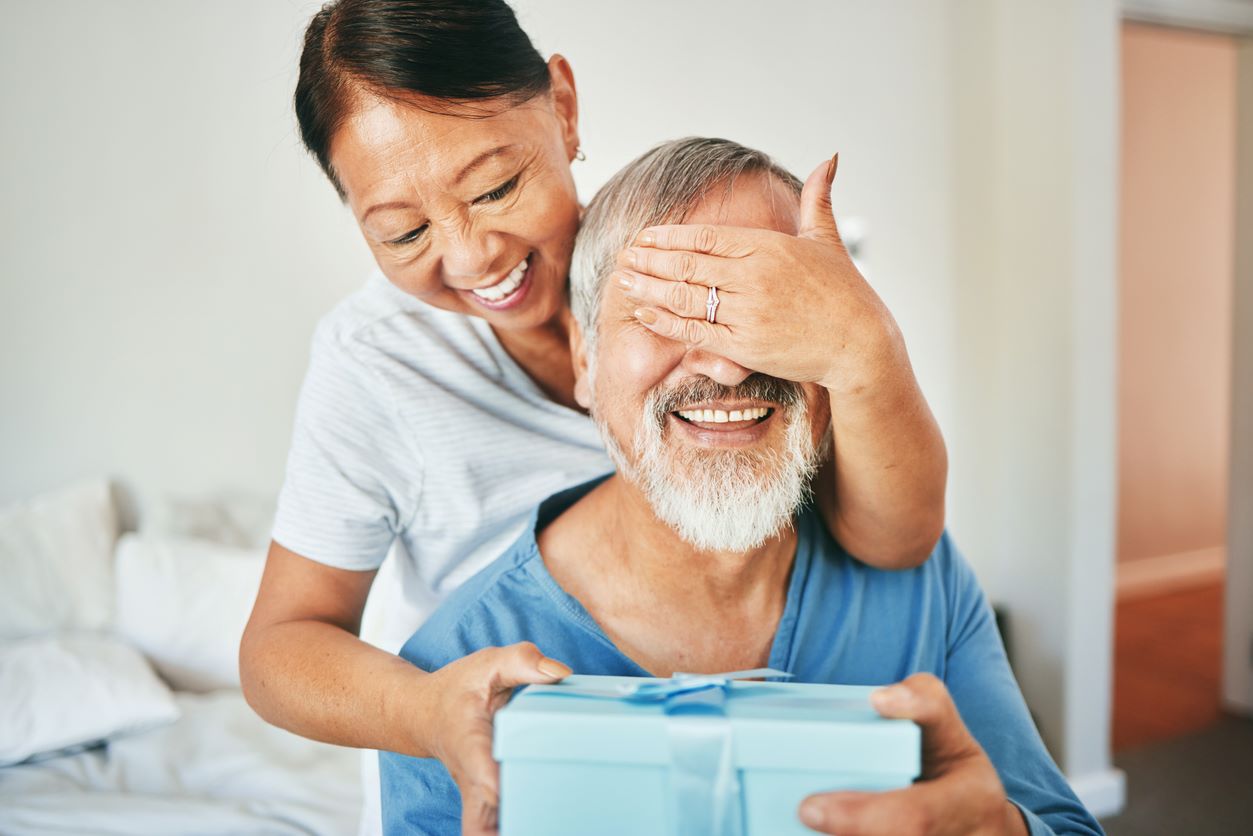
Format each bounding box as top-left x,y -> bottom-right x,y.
239,1 -> 948,833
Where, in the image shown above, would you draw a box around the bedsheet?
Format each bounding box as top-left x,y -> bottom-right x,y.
0,690 -> 362,835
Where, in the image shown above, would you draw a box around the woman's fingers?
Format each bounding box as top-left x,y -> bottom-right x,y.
632,223 -> 769,257
620,245 -> 729,288
797,154 -> 843,245
452,725 -> 502,836
616,270 -> 717,320
633,306 -> 732,353
482,642 -> 572,690
437,644 -> 573,836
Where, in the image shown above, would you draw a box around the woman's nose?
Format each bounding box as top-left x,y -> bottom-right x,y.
440,224 -> 505,285
681,348 -> 752,388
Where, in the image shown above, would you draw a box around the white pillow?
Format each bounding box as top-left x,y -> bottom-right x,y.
0,633 -> 180,766
114,534 -> 266,692
0,480 -> 117,639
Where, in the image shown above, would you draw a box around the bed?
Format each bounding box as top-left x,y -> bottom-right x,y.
0,481 -> 365,835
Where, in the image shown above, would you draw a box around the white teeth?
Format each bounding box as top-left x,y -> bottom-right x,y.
675,406 -> 770,423
471,258 -> 528,301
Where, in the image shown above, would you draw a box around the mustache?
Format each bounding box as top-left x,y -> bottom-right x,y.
646,373 -> 805,424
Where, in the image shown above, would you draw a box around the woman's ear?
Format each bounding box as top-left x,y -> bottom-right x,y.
569,318 -> 593,411
547,54 -> 580,161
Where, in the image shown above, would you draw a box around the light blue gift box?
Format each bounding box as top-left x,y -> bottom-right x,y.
493,671 -> 921,836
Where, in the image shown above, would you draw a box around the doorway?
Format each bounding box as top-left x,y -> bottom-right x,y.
1113,20 -> 1238,751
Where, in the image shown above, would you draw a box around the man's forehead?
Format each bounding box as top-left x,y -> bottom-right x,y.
679,173 -> 801,235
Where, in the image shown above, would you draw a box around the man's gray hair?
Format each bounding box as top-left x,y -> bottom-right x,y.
569,137 -> 802,349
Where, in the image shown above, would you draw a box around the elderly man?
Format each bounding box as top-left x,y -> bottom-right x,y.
379,138 -> 1102,836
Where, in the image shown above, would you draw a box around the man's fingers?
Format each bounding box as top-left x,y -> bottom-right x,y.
870,673 -> 978,763
799,787 -> 927,836
798,154 -> 843,246
632,223 -> 768,256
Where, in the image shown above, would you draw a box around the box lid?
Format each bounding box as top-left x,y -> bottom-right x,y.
494,675 -> 920,776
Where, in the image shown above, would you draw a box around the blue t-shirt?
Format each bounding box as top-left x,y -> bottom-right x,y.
381,480 -> 1102,835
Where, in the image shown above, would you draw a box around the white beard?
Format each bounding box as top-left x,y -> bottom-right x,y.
597,387 -> 826,553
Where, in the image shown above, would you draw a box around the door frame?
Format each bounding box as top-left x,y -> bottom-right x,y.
1120,0 -> 1253,714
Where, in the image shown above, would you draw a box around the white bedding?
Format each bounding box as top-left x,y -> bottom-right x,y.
0,691 -> 362,836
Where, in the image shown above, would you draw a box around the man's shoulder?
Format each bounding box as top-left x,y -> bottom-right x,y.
396,477 -> 614,672
398,542 -> 539,668
801,511 -> 974,599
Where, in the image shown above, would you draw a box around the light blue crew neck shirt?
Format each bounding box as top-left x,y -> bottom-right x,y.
380,478 -> 1103,836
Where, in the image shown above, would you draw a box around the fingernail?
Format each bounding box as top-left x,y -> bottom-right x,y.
616,273 -> 634,292
639,230 -> 655,246
799,800 -> 826,829
537,659 -> 572,679
870,684 -> 906,711
624,248 -> 638,268
827,153 -> 839,185
634,308 -> 657,325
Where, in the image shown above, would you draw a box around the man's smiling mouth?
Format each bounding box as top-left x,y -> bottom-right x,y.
674,406 -> 772,424
671,403 -> 776,431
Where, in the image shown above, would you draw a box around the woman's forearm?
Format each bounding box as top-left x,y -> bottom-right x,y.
240,618 -> 434,758
818,327 -> 948,568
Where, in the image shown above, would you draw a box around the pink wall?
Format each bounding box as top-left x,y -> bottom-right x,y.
1117,23 -> 1236,564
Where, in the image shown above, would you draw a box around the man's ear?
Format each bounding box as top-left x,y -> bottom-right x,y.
547,55 -> 580,162
569,318 -> 593,411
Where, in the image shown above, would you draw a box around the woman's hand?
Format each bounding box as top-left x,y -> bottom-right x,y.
421,643 -> 571,836
615,155 -> 946,569
615,154 -> 904,398
797,674 -> 1028,836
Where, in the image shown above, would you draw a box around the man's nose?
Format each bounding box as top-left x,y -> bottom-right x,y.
440,223 -> 505,284
680,348 -> 752,387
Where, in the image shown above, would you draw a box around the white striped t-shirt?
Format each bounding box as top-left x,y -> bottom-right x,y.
272,271 -> 613,649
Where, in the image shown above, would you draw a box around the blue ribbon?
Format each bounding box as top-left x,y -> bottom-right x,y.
552,668 -> 793,836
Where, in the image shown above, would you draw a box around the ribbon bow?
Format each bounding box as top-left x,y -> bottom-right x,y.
547,669 -> 793,836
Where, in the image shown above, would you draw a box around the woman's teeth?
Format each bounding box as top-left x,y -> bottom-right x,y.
472,258 -> 528,301
676,407 -> 770,423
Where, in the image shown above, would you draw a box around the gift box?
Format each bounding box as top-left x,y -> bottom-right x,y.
493,671 -> 921,836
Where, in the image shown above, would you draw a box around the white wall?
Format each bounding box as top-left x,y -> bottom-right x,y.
0,0 -> 1122,809
947,0 -> 1123,810
0,0 -> 959,525
0,2 -> 372,515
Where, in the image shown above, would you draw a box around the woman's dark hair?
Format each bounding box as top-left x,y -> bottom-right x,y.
295,0 -> 551,196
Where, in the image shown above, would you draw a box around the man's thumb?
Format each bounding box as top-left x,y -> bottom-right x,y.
799,153 -> 842,244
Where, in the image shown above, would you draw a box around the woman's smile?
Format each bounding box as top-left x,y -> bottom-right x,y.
330,83 -> 581,334
463,254 -> 533,310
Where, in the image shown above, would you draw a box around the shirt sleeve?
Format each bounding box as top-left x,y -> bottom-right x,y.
940,536 -> 1105,835
271,320 -> 423,570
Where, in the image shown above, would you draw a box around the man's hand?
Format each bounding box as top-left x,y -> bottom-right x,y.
421,643 -> 571,836
797,674 -> 1029,836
